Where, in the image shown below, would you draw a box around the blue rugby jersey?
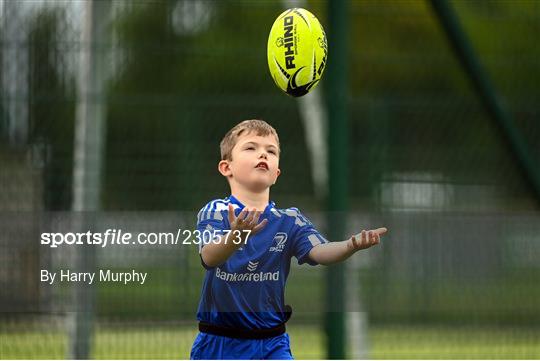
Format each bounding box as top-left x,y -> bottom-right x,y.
195,195 -> 328,330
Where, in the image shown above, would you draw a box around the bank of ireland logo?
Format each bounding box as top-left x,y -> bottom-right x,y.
269,232 -> 287,252
247,260 -> 259,272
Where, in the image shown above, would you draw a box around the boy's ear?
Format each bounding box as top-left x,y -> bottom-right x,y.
274,168 -> 281,184
218,160 -> 232,177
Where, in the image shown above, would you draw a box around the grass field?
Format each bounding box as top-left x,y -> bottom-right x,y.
1,323 -> 539,359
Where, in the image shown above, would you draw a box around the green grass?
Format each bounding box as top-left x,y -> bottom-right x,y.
1,323 -> 539,359
369,325 -> 540,359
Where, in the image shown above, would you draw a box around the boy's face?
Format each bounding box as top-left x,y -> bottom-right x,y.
219,132 -> 281,192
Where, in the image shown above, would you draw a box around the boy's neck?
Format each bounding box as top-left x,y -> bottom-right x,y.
230,187 -> 270,211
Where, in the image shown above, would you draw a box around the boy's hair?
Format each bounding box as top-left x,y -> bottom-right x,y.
220,119 -> 280,160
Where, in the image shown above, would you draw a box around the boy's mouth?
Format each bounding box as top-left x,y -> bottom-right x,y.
255,162 -> 269,170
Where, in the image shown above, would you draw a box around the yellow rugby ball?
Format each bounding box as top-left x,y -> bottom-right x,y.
267,8 -> 328,97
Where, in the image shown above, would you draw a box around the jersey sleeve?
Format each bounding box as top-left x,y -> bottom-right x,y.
196,200 -> 231,269
289,208 -> 328,266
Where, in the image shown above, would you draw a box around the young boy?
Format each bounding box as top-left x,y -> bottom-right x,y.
190,119 -> 387,359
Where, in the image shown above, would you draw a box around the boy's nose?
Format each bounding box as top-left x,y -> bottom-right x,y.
259,152 -> 268,159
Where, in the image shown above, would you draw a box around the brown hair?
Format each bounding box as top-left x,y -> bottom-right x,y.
220,119 -> 280,160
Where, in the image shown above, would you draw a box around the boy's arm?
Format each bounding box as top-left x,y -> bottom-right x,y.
308,228 -> 387,265
201,204 -> 267,268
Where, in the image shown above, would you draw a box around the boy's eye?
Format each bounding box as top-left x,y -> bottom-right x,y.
246,147 -> 255,150
268,150 -> 276,155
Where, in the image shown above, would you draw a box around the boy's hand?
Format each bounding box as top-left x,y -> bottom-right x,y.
348,227 -> 387,252
228,204 -> 268,236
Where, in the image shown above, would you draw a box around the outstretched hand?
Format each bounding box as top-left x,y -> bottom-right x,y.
227,204 -> 268,236
349,227 -> 387,251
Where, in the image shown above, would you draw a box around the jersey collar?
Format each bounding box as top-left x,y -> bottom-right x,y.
228,195 -> 275,215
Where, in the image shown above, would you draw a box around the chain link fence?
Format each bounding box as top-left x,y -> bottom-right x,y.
1,0 -> 539,359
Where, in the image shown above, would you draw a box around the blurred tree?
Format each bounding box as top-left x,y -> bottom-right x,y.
0,26 -> 4,141
28,6 -> 76,210
102,0 -> 539,210
105,1 -> 314,210
310,0 -> 538,209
